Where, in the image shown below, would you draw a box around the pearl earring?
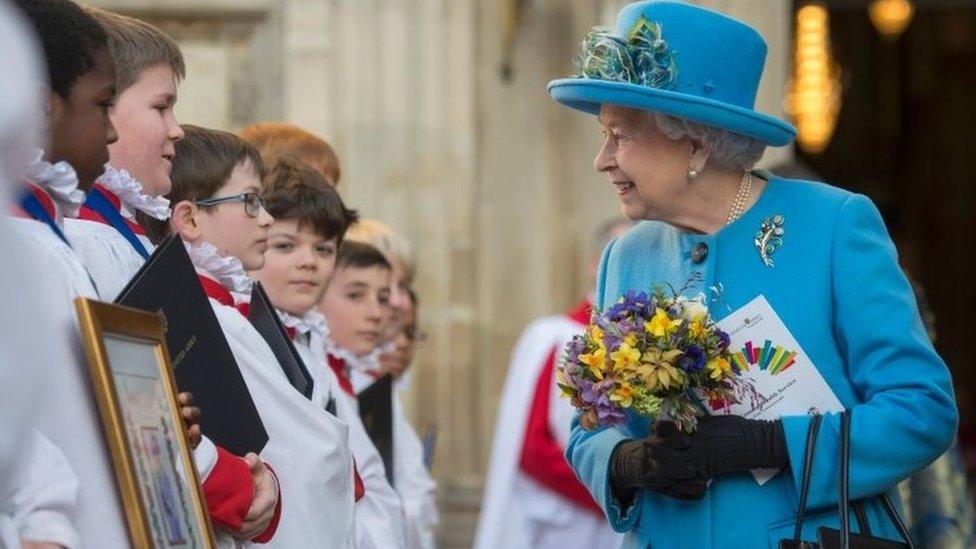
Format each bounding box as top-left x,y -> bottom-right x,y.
687,167 -> 699,180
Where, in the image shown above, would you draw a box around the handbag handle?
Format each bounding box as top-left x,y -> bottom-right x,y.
837,410 -> 917,548
839,410 -> 852,548
791,414 -> 823,541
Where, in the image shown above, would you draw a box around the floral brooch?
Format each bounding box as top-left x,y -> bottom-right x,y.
755,215 -> 785,267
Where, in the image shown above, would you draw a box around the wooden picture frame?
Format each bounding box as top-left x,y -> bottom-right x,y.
74,298 -> 216,548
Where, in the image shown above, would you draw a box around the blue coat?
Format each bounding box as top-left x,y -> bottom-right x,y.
567,175 -> 958,549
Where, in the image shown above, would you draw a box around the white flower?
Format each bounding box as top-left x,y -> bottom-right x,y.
676,294 -> 709,322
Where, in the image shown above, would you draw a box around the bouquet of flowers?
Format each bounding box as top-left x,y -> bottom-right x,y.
557,286 -> 754,432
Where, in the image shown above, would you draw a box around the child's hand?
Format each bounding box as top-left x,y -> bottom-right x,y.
177,392 -> 202,449
234,453 -> 279,540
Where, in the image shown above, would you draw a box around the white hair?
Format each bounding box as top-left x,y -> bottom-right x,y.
647,112 -> 766,171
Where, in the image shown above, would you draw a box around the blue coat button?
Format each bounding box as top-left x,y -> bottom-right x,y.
691,242 -> 709,264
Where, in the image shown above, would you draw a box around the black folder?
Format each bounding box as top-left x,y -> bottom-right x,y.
358,374 -> 395,485
115,235 -> 269,455
246,282 -> 314,400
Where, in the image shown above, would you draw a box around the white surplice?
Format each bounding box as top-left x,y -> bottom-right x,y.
64,164 -> 163,301
190,243 -> 356,548
8,178 -> 130,547
473,313 -> 622,549
283,310 -> 407,549
63,171 -> 279,548
0,213 -> 81,548
331,342 -> 439,549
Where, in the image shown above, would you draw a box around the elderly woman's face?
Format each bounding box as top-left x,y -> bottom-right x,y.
594,105 -> 691,221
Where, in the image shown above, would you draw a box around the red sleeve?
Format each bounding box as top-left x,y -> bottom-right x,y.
251,463 -> 282,543
352,459 -> 366,502
202,446 -> 254,531
518,347 -> 603,516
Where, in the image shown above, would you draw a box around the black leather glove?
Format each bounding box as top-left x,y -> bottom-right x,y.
609,434 -> 708,502
649,416 -> 789,479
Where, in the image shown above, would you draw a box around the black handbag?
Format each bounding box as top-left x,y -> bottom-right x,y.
780,411 -> 916,549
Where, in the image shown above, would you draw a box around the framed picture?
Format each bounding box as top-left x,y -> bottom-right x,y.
74,298 -> 216,548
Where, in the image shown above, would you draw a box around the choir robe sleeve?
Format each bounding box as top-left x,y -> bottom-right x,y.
392,394 -> 439,549
195,437 -> 253,533
1,432 -> 80,548
197,438 -> 283,543
780,193 -> 958,510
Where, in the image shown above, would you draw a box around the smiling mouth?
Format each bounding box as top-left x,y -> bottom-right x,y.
612,181 -> 636,195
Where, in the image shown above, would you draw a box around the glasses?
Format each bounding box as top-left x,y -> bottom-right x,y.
194,192 -> 265,218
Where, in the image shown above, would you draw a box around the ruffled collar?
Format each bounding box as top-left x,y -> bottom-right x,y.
323,334 -> 379,373
185,241 -> 253,301
99,164 -> 170,220
24,149 -> 85,219
277,309 -> 330,339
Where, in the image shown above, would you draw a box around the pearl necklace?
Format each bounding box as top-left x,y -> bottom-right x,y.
726,172 -> 754,225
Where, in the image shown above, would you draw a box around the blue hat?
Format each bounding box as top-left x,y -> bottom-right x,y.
548,1 -> 796,146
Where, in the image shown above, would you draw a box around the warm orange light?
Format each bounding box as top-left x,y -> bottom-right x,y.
869,0 -> 915,39
786,3 -> 842,154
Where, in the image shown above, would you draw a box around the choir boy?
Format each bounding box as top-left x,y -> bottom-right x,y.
341,222 -> 438,549
248,158 -> 407,548
158,125 -> 357,548
61,9 -> 281,543
7,0 -> 132,545
318,240 -> 438,549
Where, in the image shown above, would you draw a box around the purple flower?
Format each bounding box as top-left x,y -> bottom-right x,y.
565,335 -> 588,360
578,379 -> 627,427
605,301 -> 630,321
715,330 -> 731,351
607,290 -> 653,321
678,344 -> 706,372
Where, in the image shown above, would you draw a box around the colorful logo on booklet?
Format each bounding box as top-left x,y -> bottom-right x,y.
730,340 -> 796,375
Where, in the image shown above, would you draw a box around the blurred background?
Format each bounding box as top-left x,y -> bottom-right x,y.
85,0 -> 975,545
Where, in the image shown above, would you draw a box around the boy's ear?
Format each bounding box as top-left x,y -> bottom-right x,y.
169,200 -> 202,242
44,87 -> 64,131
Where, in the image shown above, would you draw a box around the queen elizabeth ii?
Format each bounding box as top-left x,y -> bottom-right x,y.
548,2 -> 957,548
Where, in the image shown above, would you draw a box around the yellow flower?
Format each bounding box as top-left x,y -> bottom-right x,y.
645,308 -> 683,338
610,341 -> 641,371
578,347 -> 607,380
609,383 -> 634,408
638,347 -> 684,390
688,320 -> 708,340
707,356 -> 732,380
587,324 -> 605,346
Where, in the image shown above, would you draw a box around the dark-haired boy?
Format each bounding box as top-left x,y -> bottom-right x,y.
249,159 -> 407,548
7,0 -> 128,546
